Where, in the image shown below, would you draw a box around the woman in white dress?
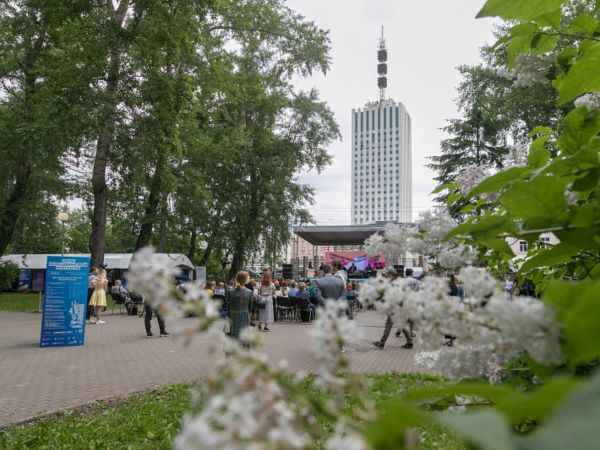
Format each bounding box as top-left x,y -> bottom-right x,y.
257,271 -> 275,331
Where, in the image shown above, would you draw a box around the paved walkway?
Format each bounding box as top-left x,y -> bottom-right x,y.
0,309 -> 416,427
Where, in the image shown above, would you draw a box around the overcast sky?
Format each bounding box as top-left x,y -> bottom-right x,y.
287,0 -> 499,225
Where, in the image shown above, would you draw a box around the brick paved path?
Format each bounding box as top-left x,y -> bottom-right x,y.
0,310 -> 416,427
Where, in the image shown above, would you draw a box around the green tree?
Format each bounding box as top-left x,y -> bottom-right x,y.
0,1 -> 92,257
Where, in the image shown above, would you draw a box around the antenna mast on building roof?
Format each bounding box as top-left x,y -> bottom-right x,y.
377,26 -> 388,102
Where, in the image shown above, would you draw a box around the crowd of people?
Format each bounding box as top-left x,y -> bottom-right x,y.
85,259 -> 526,349
219,262 -> 364,341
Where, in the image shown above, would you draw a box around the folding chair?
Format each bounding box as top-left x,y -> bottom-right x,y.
276,296 -> 294,322
295,297 -> 313,322
110,292 -> 126,315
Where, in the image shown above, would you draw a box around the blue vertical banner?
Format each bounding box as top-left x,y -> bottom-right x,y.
40,256 -> 90,347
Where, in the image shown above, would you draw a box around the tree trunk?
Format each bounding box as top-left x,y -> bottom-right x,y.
157,202 -> 167,252
90,50 -> 121,267
134,187 -> 160,251
187,229 -> 197,262
228,239 -> 246,280
0,15 -> 40,258
89,1 -> 129,267
0,161 -> 32,257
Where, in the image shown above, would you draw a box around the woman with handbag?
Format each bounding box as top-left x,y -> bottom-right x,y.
257,271 -> 275,331
226,271 -> 253,340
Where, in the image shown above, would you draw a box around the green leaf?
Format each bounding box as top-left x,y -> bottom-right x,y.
432,182 -> 456,194
445,215 -> 514,241
557,42 -> 600,105
440,410 -> 516,450
407,378 -> 578,425
482,238 -> 515,256
566,14 -> 599,37
526,371 -> 600,450
572,168 -> 600,192
558,108 -> 588,153
447,192 -> 462,206
460,204 -> 475,214
528,146 -> 551,168
556,47 -> 579,66
499,175 -> 567,223
519,242 -> 580,273
477,0 -> 567,21
590,263 -> 600,279
528,125 -> 554,138
469,167 -> 530,196
553,228 -> 600,252
544,279 -> 600,364
531,33 -> 560,54
569,203 -> 597,227
532,9 -> 562,28
507,23 -> 539,67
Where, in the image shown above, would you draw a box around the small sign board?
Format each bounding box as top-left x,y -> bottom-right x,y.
40,256 -> 90,347
195,266 -> 206,286
18,269 -> 32,291
32,272 -> 45,292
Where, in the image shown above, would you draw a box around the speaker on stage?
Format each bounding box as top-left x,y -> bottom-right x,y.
394,264 -> 405,277
282,263 -> 293,280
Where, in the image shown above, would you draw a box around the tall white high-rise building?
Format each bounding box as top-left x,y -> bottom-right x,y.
351,30 -> 412,225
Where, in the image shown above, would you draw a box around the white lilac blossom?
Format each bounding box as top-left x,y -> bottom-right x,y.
409,209 -> 458,258
126,247 -> 217,336
370,272 -> 562,381
358,277 -> 415,321
459,266 -> 497,300
496,65 -> 515,81
126,246 -> 181,308
365,223 -> 417,262
574,92 -> 600,110
565,188 -> 578,206
175,363 -> 312,449
437,245 -> 477,270
364,208 -> 476,270
455,164 -> 490,196
504,143 -> 529,168
358,276 -> 389,308
511,54 -> 554,88
415,209 -> 456,243
308,299 -> 363,390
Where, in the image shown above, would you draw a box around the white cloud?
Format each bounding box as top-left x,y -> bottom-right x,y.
290,0 -> 498,224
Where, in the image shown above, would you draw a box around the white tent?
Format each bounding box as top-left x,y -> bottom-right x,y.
0,253 -> 195,271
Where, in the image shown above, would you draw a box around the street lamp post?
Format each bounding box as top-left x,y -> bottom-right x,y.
57,212 -> 69,256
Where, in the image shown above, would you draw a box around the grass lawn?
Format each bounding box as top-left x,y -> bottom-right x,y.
0,292 -> 118,313
0,374 -> 465,450
0,293 -> 40,312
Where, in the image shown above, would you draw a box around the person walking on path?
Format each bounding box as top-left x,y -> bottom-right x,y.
86,267 -> 98,322
373,268 -> 416,350
257,271 -> 275,331
144,301 -> 169,337
226,271 -> 253,340
89,268 -> 108,324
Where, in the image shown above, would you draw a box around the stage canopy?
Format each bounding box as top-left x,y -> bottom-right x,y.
293,224 -> 394,246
